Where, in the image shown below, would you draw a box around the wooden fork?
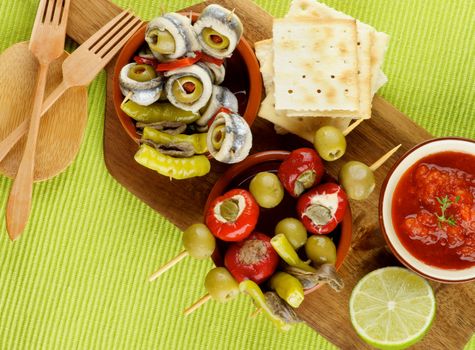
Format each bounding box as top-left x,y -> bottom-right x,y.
0,11 -> 143,164
6,0 -> 71,240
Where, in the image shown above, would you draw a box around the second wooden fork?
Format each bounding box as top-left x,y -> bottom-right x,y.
6,0 -> 71,240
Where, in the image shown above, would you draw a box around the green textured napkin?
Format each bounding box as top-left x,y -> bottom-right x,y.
0,0 -> 473,349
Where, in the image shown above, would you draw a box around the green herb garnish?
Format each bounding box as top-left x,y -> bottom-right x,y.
435,195 -> 459,227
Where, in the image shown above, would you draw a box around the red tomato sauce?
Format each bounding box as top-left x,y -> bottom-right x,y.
392,151 -> 475,269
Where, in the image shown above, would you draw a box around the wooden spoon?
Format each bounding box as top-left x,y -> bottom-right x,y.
0,43 -> 87,182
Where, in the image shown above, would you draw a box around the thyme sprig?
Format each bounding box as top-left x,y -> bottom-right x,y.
435,195 -> 460,227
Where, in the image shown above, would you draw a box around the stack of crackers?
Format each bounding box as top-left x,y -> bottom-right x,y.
255,0 -> 390,142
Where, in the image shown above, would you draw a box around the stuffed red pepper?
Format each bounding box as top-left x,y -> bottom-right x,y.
297,183 -> 348,234
278,148 -> 324,197
205,189 -> 259,241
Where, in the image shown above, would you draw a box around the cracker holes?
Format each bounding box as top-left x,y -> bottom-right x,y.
316,89 -> 322,94
302,75 -> 306,79
331,75 -> 335,79
288,89 -> 294,94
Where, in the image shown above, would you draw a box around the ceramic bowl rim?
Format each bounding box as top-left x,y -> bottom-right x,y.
205,150 -> 353,294
112,13 -> 262,142
379,137 -> 475,283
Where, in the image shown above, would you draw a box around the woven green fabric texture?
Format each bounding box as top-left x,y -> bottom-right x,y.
0,0 -> 473,349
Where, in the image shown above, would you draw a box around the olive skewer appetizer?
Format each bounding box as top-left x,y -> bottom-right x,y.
339,144 -> 402,200
313,118 -> 365,161
148,223 -> 216,281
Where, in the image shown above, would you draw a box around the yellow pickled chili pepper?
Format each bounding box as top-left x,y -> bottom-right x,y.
134,144 -> 210,180
239,280 -> 291,332
121,100 -> 200,124
142,127 -> 208,154
269,272 -> 304,308
270,234 -> 316,273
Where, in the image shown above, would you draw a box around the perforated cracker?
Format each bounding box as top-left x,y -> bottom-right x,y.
273,18 -> 359,113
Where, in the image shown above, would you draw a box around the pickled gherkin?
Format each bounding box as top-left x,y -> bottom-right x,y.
121,101 -> 200,124
134,144 -> 210,180
142,127 -> 208,154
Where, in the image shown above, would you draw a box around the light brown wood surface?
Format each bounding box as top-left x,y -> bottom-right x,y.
5,0 -> 72,240
0,42 -> 87,181
66,0 -> 475,348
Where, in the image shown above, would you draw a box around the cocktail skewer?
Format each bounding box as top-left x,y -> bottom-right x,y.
148,224 -> 215,282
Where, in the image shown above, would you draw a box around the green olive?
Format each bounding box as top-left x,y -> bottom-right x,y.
274,218 -> 308,249
172,76 -> 204,104
182,223 -> 216,259
313,126 -> 347,161
127,64 -> 157,82
202,27 -> 230,50
249,172 -> 284,209
211,125 -> 226,150
147,28 -> 176,54
305,235 -> 337,266
339,161 -> 375,200
204,267 -> 240,302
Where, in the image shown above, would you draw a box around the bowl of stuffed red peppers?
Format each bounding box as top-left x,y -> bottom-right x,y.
113,5 -> 262,180
201,149 -> 352,330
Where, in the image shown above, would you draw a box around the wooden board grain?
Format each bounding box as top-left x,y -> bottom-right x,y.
67,0 -> 475,348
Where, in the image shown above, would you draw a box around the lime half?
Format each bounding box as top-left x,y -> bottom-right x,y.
349,267 -> 435,350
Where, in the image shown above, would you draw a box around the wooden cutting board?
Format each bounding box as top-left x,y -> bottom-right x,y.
66,0 -> 475,348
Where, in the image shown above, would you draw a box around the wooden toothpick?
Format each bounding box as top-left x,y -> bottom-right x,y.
226,8 -> 235,22
342,118 -> 364,136
369,144 -> 402,172
149,250 -> 188,282
121,91 -> 133,106
184,294 -> 212,316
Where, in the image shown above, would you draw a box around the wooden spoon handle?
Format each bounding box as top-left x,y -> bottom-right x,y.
6,63 -> 49,240
0,80 -> 68,163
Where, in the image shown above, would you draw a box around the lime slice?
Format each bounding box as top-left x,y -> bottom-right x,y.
349,267 -> 435,350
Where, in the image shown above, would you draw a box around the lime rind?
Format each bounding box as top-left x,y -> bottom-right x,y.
349,267 -> 436,350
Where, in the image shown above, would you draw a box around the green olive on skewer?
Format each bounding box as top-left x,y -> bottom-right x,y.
314,126 -> 347,161
204,267 -> 240,303
313,119 -> 364,161
149,223 -> 215,281
202,27 -> 230,50
339,144 -> 402,200
127,64 -> 157,82
172,76 -> 204,104
147,28 -> 176,55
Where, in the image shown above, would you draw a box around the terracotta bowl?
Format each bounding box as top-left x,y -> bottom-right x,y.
204,150 -> 353,294
112,13 -> 262,142
379,137 -> 475,283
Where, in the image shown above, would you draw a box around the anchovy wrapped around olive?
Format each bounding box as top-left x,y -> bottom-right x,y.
164,64 -> 213,113
197,85 -> 238,126
145,13 -> 199,60
203,61 -> 226,84
207,110 -> 252,164
119,63 -> 163,106
194,4 -> 243,58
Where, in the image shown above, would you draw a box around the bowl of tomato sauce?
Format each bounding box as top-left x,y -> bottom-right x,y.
380,138 -> 475,283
